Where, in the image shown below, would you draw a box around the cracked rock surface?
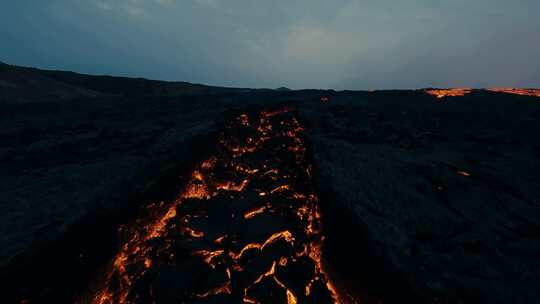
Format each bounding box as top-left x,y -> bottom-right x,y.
298,91 -> 540,303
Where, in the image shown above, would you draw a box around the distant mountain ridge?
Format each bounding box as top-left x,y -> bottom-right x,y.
3,62 -> 539,105
0,62 -> 251,104
275,86 -> 292,91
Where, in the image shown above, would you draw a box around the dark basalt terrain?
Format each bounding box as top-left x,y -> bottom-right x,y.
1,62 -> 539,303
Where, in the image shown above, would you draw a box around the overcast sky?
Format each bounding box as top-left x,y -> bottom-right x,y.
1,0 -> 539,89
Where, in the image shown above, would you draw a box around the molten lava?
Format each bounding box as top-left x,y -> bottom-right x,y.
487,88 -> 540,98
425,88 -> 472,99
426,88 -> 540,99
90,107 -> 352,303
457,170 -> 471,177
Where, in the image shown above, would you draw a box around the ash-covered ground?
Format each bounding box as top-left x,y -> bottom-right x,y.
1,63 -> 540,303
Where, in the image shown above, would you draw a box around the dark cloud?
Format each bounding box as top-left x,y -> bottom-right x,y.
1,0 -> 539,89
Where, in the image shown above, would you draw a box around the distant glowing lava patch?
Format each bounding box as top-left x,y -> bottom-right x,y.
487,88 -> 540,98
425,88 -> 472,99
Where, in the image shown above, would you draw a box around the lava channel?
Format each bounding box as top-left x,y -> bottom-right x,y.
89,106 -> 355,304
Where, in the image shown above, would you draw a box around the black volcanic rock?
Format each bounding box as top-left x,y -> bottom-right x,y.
297,92 -> 540,303
0,96 -> 223,264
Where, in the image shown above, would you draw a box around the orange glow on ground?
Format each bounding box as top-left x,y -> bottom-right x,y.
90,107 -> 353,304
425,88 -> 472,99
487,88 -> 540,98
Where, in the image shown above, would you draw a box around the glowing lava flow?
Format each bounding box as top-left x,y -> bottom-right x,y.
426,88 -> 540,99
90,107 -> 352,303
487,88 -> 540,98
425,88 -> 472,99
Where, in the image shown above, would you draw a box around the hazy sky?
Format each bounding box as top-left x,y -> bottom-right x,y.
1,0 -> 539,89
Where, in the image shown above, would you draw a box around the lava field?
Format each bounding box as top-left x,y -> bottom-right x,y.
90,107 -> 353,304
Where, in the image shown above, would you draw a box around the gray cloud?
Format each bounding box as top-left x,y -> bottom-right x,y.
1,0 -> 539,89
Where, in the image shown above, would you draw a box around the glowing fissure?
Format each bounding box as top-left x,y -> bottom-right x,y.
426,88 -> 540,99
91,107 -> 352,303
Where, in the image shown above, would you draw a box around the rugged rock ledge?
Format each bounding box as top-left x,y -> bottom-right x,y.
298,91 -> 540,303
